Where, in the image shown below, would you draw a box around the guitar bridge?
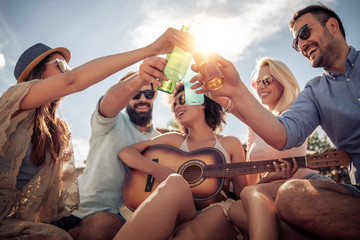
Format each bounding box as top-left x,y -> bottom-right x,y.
145,158 -> 158,192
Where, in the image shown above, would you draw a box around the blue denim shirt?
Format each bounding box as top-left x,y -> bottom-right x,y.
278,46 -> 360,184
73,98 -> 160,219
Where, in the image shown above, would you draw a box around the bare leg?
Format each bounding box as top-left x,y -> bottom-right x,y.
114,174 -> 197,240
173,204 -> 238,240
238,183 -> 282,240
69,211 -> 123,240
276,179 -> 360,240
229,182 -> 316,240
228,200 -> 249,233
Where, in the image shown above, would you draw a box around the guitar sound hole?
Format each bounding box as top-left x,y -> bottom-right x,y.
182,165 -> 202,184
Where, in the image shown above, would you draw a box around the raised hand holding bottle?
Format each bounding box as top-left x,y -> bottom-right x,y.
164,26 -> 193,82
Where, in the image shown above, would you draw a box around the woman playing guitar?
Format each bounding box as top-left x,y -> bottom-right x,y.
115,82 -> 247,240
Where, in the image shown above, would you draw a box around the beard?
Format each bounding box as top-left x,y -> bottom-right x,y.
311,27 -> 341,68
126,103 -> 153,127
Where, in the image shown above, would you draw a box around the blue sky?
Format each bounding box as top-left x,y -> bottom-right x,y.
1,0 -> 359,167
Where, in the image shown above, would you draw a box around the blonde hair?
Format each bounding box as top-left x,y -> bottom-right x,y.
252,57 -> 300,115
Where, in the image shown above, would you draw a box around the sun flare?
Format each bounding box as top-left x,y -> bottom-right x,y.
191,16 -> 246,60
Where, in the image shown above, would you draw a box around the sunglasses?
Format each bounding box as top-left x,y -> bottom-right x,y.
47,58 -> 71,73
132,90 -> 155,100
252,75 -> 273,89
292,20 -> 328,52
172,94 -> 185,112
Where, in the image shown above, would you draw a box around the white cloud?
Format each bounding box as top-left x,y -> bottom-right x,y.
0,53 -> 5,69
127,0 -> 319,62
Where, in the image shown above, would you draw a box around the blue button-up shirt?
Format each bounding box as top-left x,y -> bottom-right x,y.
73,98 -> 160,219
278,46 -> 360,184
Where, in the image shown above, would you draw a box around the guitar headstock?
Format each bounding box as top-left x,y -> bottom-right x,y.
306,150 -> 351,169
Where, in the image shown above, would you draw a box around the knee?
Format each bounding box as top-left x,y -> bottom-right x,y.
275,179 -> 308,219
78,212 -> 123,240
239,184 -> 262,201
158,174 -> 191,198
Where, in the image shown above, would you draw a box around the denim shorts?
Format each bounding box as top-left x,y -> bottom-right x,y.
304,172 -> 335,182
340,183 -> 360,197
304,173 -> 360,197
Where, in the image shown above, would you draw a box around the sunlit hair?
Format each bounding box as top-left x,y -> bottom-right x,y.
26,54 -> 71,166
169,82 -> 226,134
251,57 -> 300,115
289,3 -> 346,40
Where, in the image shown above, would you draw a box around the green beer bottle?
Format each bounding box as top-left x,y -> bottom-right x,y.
163,25 -> 193,82
157,54 -> 176,94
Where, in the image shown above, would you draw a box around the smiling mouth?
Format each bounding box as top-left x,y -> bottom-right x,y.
135,104 -> 150,112
177,110 -> 185,118
306,46 -> 318,60
260,92 -> 270,98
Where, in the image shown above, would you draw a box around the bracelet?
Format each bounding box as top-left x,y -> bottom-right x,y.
224,99 -> 234,113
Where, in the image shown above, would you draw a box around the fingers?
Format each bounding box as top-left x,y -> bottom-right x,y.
188,71 -> 207,94
138,57 -> 168,87
279,159 -> 296,179
190,63 -> 199,73
291,157 -> 299,175
165,27 -> 196,53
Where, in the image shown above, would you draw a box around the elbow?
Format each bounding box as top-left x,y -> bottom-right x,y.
268,138 -> 287,150
118,148 -> 128,163
273,141 -> 286,151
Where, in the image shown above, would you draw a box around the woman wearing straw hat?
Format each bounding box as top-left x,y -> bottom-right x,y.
0,28 -> 194,239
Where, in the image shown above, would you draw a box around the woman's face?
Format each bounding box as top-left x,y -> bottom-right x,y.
256,65 -> 284,110
172,90 -> 204,125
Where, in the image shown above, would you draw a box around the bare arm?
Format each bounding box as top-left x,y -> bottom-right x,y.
118,133 -> 183,182
100,57 -> 168,117
19,28 -> 195,111
193,54 -> 287,150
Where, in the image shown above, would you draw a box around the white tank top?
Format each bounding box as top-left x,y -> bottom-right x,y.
179,133 -> 231,164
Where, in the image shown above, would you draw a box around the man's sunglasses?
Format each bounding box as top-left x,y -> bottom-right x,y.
292,20 -> 328,52
132,90 -> 155,100
47,58 -> 71,73
172,94 -> 185,112
252,75 -> 274,89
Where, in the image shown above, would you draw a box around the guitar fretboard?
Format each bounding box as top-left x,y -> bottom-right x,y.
203,157 -> 307,177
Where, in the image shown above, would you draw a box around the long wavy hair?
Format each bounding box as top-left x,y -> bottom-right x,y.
252,57 -> 300,115
169,82 -> 226,134
26,54 -> 71,166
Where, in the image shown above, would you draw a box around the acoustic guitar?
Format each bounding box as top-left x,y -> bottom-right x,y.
122,144 -> 350,211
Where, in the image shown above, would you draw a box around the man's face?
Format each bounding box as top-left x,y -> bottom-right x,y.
292,13 -> 338,68
126,85 -> 156,127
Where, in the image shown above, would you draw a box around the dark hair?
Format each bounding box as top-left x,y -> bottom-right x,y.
170,82 -> 226,134
290,3 -> 346,40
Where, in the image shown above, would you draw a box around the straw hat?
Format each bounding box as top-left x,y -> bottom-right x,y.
14,43 -> 71,83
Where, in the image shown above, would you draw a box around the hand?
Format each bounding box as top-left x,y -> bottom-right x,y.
152,165 -> 175,183
190,52 -> 244,99
148,27 -> 196,56
261,158 -> 298,182
138,56 -> 168,88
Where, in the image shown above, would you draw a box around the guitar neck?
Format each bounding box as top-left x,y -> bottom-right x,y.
203,156 -> 307,178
